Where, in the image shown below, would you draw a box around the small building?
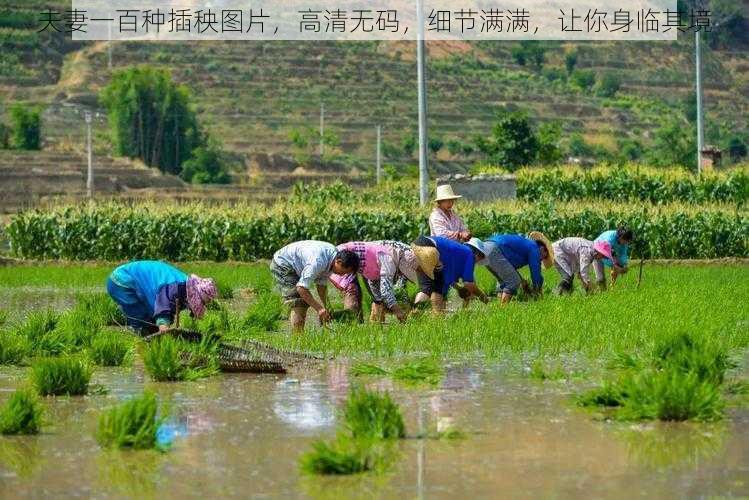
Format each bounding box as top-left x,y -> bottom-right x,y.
436,173 -> 517,202
701,146 -> 722,170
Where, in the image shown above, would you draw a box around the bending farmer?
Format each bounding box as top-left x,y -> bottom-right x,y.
465,231 -> 553,303
595,226 -> 634,285
270,240 -> 360,332
552,238 -> 613,294
411,235 -> 487,312
106,260 -> 218,336
329,241 -> 419,324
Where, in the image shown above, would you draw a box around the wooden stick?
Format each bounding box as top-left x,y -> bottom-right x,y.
637,257 -> 645,288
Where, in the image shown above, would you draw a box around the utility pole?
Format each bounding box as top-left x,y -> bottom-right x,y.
376,125 -> 382,184
695,29 -> 704,175
319,102 -> 325,158
107,23 -> 113,70
416,0 -> 429,205
85,111 -> 93,199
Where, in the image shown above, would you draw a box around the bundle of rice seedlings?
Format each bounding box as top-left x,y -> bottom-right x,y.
299,435 -> 392,475
0,332 -> 30,365
75,293 -> 125,326
89,331 -> 133,367
96,391 -> 167,450
31,357 -> 92,396
142,335 -> 219,382
242,291 -> 284,332
0,389 -> 43,435
343,387 -> 405,440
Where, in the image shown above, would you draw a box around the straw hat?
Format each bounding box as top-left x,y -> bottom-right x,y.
465,237 -> 487,257
434,184 -> 462,202
528,231 -> 554,269
410,244 -> 440,279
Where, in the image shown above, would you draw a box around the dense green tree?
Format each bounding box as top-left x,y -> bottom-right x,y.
180,142 -> 231,184
727,137 -> 747,162
9,103 -> 41,150
475,111 -> 539,170
100,66 -> 202,175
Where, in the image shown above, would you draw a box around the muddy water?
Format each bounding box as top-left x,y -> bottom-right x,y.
0,362 -> 747,499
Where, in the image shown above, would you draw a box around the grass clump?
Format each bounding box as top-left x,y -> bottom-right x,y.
0,389 -> 43,435
529,359 -> 568,381
350,358 -> 444,386
0,332 -> 30,365
89,331 -> 133,367
300,387 -> 405,476
578,332 -> 732,422
31,357 -> 92,396
350,363 -> 389,376
96,392 -> 167,450
142,335 -> 219,382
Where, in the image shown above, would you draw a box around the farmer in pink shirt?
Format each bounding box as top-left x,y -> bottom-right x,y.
428,184 -> 471,242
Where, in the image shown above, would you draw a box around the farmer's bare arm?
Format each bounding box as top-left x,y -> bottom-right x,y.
463,283 -> 489,303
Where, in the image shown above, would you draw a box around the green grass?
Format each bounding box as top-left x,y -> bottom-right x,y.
89,331 -> 133,367
142,335 -> 219,382
0,389 -> 43,435
30,357 -> 92,396
96,391 -> 167,450
0,331 -> 30,365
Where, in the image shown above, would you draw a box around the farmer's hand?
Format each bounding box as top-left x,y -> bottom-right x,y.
318,308 -> 332,323
459,231 -> 471,241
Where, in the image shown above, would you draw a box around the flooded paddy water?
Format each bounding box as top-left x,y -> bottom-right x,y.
1,359 -> 747,498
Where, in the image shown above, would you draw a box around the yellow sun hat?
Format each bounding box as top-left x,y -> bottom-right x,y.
410,244 -> 440,279
528,231 -> 554,269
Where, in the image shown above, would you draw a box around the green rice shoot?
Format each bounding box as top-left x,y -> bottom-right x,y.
96,391 -> 167,450
0,389 -> 43,435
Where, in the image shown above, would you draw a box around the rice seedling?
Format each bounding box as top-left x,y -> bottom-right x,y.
342,387 -> 405,440
350,363 -> 389,376
75,293 -> 125,326
0,389 -> 43,435
391,359 -> 443,386
142,335 -> 219,382
215,280 -> 234,300
242,291 -> 284,332
0,332 -> 30,365
89,331 -> 133,367
12,310 -> 60,355
299,435 -> 393,475
0,310 -> 7,326
96,391 -> 168,450
529,359 -> 567,381
189,307 -> 232,336
30,357 -> 92,396
50,307 -> 102,352
652,333 -> 734,385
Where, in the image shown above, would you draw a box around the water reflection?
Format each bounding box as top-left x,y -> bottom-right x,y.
96,450 -> 166,497
0,436 -> 42,479
620,423 -> 726,470
273,379 -> 336,431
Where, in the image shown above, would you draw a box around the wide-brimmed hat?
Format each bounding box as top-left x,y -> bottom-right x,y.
434,184 -> 462,202
397,249 -> 419,284
528,231 -> 554,269
410,244 -> 440,279
593,240 -> 614,261
465,237 -> 487,257
186,274 -> 218,320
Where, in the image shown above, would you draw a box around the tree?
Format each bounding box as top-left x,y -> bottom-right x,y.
9,104 -> 41,150
428,137 -> 444,155
646,118 -> 696,169
536,122 -> 563,165
728,136 -> 747,162
570,69 -> 596,91
402,134 -> 417,157
179,142 -> 231,184
596,72 -> 621,97
475,111 -> 538,171
100,66 -> 202,175
565,51 -> 578,74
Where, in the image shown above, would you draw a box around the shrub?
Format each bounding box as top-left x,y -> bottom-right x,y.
0,121 -> 9,149
90,331 -> 132,367
31,357 -> 92,396
9,104 -> 41,150
570,69 -> 596,91
179,143 -> 231,185
596,72 -> 621,97
0,389 -> 43,435
564,51 -> 578,74
728,137 -> 747,162
343,387 -> 405,440
96,392 -> 167,450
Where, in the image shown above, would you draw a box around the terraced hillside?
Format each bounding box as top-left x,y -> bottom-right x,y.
1,2 -> 748,195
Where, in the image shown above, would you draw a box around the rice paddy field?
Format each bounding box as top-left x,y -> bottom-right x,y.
0,260 -> 748,497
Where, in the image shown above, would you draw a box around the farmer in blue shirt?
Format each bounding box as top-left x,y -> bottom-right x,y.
106,260 -> 218,336
411,236 -> 487,312
595,227 -> 634,284
466,232 -> 553,303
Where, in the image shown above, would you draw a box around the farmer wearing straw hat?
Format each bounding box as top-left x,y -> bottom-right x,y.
595,226 -> 634,285
411,235 -> 488,312
465,232 -> 553,303
429,184 -> 471,242
106,260 -> 218,336
551,237 -> 613,294
270,240 -> 360,332
329,241 -> 419,324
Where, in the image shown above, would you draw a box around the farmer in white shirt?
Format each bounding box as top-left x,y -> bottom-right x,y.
270,240 -> 359,332
551,237 -> 613,294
